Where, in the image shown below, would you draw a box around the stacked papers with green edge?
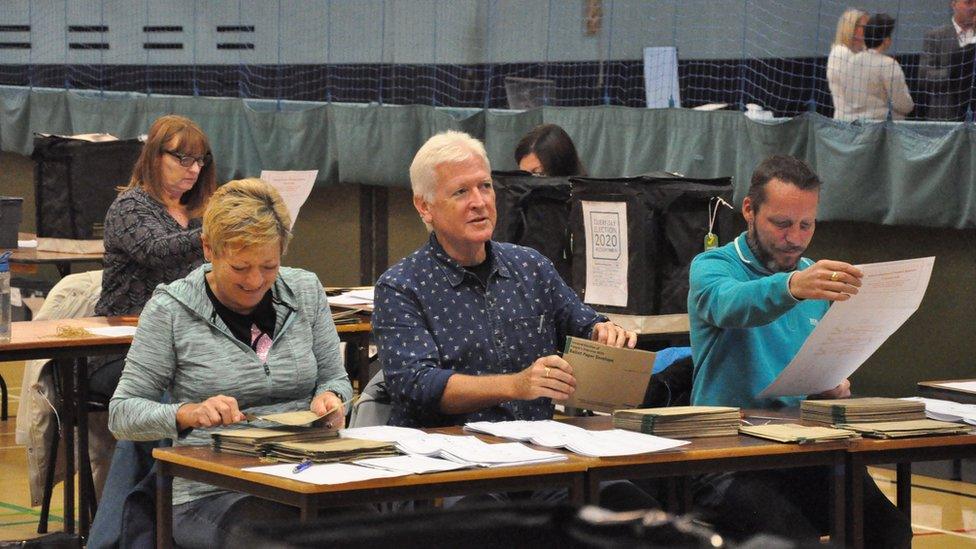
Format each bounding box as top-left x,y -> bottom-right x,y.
835,419 -> 973,439
740,423 -> 858,444
612,406 -> 740,438
266,437 -> 399,463
211,427 -> 338,457
801,397 -> 926,424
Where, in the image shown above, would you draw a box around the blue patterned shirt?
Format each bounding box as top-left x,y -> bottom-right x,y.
374,234 -> 606,427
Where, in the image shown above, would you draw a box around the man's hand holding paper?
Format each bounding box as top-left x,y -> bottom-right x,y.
788,259 -> 863,301
760,256 -> 935,398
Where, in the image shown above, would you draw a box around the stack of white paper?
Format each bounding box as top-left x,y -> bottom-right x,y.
354,455 -> 471,474
339,425 -> 427,443
465,420 -> 690,457
329,288 -> 375,309
242,462 -> 409,485
902,397 -> 976,425
395,434 -> 567,467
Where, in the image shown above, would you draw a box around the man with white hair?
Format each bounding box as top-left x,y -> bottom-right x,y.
374,130 -> 636,429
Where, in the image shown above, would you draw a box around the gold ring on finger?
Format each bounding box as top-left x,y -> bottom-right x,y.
830,271 -> 840,282
544,366 -> 551,378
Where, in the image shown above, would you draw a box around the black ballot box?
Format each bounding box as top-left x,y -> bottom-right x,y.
492,170 -> 573,285
569,172 -> 735,315
31,136 -> 143,239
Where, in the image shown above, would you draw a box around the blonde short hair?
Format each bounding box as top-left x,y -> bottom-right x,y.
409,130 -> 491,202
834,7 -> 867,49
202,178 -> 293,257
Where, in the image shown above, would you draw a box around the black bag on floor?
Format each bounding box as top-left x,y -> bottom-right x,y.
492,171 -> 572,284
569,173 -> 734,315
31,136 -> 143,239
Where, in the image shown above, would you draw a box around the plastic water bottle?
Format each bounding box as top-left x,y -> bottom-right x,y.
0,251 -> 10,343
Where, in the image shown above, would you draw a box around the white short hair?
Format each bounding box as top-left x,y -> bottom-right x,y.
409,130 -> 491,202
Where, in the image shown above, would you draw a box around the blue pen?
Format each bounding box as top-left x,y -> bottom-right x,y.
292,458 -> 313,474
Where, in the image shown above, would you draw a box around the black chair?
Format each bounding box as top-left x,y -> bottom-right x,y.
36,360 -> 105,534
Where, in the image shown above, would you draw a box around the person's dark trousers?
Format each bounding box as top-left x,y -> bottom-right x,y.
692,466 -> 912,547
448,479 -> 660,511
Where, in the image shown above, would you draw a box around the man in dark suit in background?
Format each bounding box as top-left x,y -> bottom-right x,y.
921,0 -> 976,120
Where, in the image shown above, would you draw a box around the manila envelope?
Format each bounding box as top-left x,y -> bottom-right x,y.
562,336 -> 656,413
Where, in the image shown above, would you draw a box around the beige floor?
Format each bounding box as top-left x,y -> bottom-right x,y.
1,360 -> 975,546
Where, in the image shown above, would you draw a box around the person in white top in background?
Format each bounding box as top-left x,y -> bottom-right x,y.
827,7 -> 868,118
832,13 -> 914,121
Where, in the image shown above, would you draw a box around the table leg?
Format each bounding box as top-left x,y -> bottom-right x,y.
846,457 -> 865,549
583,473 -> 600,506
58,358 -> 76,534
829,461 -> 845,546
156,464 -> 173,549
568,474 -> 586,506
76,357 -> 92,539
300,499 -> 319,522
896,463 -> 912,516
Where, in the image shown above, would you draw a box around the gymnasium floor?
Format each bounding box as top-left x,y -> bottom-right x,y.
1,360 -> 975,547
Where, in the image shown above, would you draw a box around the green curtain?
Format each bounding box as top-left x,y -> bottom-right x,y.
3,86 -> 974,229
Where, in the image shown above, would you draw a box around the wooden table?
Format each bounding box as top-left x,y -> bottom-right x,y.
845,432 -> 976,548
153,442 -> 589,549
917,379 -> 976,405
566,416 -> 849,541
7,233 -> 103,277
0,317 -> 136,538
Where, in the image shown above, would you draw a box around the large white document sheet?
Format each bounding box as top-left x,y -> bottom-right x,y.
582,200 -> 629,308
259,170 -> 317,229
759,257 -> 934,398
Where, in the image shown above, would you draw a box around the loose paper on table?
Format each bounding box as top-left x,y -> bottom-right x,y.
935,381 -> 976,393
260,170 -> 317,229
759,257 -> 934,398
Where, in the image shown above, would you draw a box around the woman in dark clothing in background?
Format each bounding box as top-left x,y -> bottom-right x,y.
514,123 -> 586,177
90,115 -> 217,400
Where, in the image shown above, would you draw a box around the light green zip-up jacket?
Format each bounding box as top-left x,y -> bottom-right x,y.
109,263 -> 352,504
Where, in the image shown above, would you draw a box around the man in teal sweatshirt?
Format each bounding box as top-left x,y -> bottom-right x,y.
687,155 -> 911,546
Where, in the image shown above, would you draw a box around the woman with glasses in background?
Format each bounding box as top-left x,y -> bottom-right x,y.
96,114 -> 217,319
88,115 -> 217,407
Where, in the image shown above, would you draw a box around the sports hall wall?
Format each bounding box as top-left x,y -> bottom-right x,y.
1,0 -> 974,397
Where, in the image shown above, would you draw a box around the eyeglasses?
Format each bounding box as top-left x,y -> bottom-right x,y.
164,150 -> 212,168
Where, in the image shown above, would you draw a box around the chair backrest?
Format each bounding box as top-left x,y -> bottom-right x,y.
349,369 -> 392,427
33,270 -> 103,321
642,355 -> 694,408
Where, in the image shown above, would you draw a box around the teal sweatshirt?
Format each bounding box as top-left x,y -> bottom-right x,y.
688,232 -> 828,409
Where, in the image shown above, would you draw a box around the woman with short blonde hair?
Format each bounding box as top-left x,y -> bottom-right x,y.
202,177 -> 293,257
108,178 -> 352,549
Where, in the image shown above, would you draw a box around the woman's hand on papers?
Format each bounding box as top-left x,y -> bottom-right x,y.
810,378 -> 852,400
788,260 -> 863,301
311,391 -> 347,430
513,355 -> 577,401
590,321 -> 638,348
176,394 -> 246,430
